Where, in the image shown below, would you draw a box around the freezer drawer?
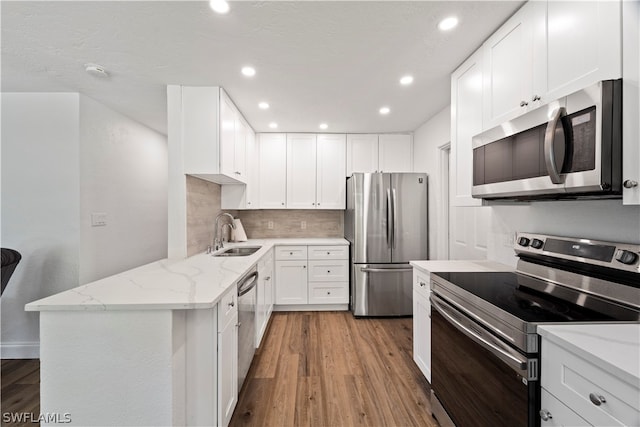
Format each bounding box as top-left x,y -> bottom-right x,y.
351,263 -> 413,316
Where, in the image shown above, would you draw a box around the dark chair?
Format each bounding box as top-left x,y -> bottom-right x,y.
1,248 -> 22,296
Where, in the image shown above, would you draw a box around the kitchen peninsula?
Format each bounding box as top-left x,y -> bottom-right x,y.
25,238 -> 348,427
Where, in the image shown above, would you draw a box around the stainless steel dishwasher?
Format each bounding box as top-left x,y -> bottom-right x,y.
237,266 -> 258,391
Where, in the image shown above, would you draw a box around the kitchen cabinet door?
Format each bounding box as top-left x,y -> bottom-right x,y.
316,134 -> 346,209
622,0 -> 640,205
451,49 -> 484,207
220,91 -> 239,180
413,270 -> 431,382
244,128 -> 259,208
217,310 -> 238,427
275,260 -> 308,305
264,260 -> 274,320
259,133 -> 287,209
346,134 -> 378,175
482,2 -> 534,129
378,134 -> 412,172
287,134 -> 317,209
543,0 -> 621,103
233,115 -> 247,180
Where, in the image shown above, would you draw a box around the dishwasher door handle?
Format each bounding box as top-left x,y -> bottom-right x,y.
238,271 -> 259,296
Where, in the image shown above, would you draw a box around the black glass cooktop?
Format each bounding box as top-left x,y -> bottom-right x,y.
433,271 -> 620,323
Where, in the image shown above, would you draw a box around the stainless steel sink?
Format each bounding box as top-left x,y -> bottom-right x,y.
213,246 -> 261,257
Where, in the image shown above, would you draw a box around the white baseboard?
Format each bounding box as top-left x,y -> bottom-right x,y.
1,341 -> 40,359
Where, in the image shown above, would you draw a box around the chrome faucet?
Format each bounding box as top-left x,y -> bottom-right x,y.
214,212 -> 236,250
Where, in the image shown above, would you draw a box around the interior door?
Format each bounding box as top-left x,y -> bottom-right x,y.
391,173 -> 428,262
351,173 -> 391,263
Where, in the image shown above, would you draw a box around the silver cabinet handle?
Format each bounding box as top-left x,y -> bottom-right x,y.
589,393 -> 606,406
520,100 -> 529,107
544,107 -> 567,184
623,180 -> 638,188
539,409 -> 552,421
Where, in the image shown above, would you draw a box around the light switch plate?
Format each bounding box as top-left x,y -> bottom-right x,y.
91,212 -> 107,227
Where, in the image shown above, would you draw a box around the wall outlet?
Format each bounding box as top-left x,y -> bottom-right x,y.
301,221 -> 306,230
502,233 -> 515,247
267,221 -> 274,230
91,212 -> 107,227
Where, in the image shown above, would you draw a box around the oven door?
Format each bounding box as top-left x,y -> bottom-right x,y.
430,293 -> 539,427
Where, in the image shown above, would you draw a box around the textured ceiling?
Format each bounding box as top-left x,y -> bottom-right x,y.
2,1 -> 524,135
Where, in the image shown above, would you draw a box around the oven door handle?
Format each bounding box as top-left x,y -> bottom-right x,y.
430,295 -> 528,373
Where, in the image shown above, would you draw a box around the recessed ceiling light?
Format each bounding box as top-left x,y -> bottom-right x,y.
258,102 -> 269,109
269,122 -> 278,129
84,63 -> 108,78
209,0 -> 230,14
241,66 -> 256,77
319,123 -> 328,130
438,16 -> 459,31
400,75 -> 414,86
379,107 -> 390,115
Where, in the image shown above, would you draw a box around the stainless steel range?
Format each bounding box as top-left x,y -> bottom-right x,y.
429,232 -> 640,427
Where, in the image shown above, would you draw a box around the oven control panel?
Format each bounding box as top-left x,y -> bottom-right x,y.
514,232 -> 640,273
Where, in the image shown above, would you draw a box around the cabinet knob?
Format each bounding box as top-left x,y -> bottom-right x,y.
520,100 -> 529,107
327,291 -> 331,295
532,95 -> 541,102
228,301 -> 235,307
317,203 -> 320,206
419,282 -> 426,287
281,202 -> 285,205
589,393 -> 606,406
539,409 -> 552,421
312,202 -> 315,206
327,270 -> 331,273
327,252 -> 331,255
303,265 -> 306,269
623,179 -> 638,188
247,201 -> 251,205
265,276 -> 271,281
290,252 -> 293,255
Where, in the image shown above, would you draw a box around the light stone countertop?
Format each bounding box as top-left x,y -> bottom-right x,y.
538,324 -> 640,384
25,238 -> 348,312
410,260 -> 514,273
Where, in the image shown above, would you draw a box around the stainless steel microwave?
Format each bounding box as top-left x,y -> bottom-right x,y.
472,80 -> 622,200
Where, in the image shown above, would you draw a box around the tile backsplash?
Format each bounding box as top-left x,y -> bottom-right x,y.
235,209 -> 344,239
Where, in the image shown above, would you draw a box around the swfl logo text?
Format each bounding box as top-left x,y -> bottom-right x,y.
2,412 -> 72,424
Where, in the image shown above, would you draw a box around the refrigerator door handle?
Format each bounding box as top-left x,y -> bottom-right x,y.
392,188 -> 398,249
360,267 -> 414,273
386,188 -> 393,249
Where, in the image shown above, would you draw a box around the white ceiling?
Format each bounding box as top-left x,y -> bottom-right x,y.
2,1 -> 524,135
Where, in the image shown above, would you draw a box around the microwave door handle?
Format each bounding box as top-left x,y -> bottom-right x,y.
544,107 -> 567,184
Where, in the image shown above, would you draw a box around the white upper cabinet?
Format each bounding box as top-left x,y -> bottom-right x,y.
316,134 -> 347,209
286,134 -> 318,209
346,133 -> 413,175
232,113 -> 247,179
378,134 -> 413,172
259,133 -> 287,209
346,134 -> 379,175
451,50 -> 484,207
179,86 -> 248,184
483,0 -> 622,130
220,124 -> 258,210
482,2 -> 536,129
543,0 -> 621,102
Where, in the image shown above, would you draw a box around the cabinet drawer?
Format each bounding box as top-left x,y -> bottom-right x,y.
308,282 -> 348,304
275,246 -> 307,260
218,286 -> 237,327
308,245 -> 348,260
413,269 -> 430,298
542,339 -> 639,427
308,260 -> 348,282
540,388 -> 592,427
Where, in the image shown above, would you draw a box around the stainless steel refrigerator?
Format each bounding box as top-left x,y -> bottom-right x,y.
345,173 -> 428,316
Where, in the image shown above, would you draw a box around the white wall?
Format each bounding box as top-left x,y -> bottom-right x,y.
79,95 -> 168,284
1,93 -> 168,358
412,107 -> 450,260
1,93 -> 80,358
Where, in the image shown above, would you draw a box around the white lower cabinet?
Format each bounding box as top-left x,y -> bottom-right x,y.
274,244 -> 348,307
540,333 -> 639,427
217,286 -> 238,427
412,268 -> 431,382
256,249 -> 274,347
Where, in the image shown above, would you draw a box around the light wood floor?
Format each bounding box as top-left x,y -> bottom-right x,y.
231,311 -> 436,427
1,359 -> 40,427
0,312 -> 436,427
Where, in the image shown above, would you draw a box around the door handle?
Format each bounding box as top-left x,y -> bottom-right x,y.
544,107 -> 567,185
386,189 -> 393,249
392,188 -> 398,249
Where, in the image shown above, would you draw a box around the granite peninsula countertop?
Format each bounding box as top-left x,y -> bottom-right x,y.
26,238 -> 348,312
